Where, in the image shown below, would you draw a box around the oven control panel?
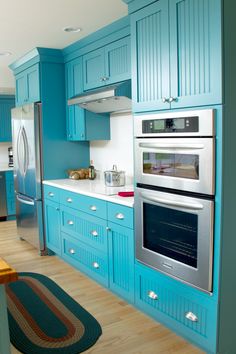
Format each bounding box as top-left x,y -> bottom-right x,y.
142,116 -> 199,134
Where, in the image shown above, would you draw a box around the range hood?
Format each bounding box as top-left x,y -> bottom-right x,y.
68,80 -> 132,114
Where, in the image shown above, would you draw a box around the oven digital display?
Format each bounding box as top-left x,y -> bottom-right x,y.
173,118 -> 185,129
154,120 -> 165,130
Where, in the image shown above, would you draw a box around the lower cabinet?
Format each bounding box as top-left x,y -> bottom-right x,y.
5,171 -> 16,218
43,185 -> 135,301
108,222 -> 134,303
44,198 -> 61,255
135,262 -> 217,353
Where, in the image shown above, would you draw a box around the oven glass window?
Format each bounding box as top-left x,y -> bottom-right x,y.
143,203 -> 198,268
143,152 -> 199,180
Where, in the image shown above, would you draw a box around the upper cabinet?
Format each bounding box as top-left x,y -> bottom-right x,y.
15,64 -> 40,106
83,37 -> 131,91
0,96 -> 15,142
65,57 -> 110,141
131,0 -> 222,112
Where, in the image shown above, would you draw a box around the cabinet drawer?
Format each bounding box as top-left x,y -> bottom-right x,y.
61,206 -> 108,252
135,263 -> 217,352
60,189 -> 107,219
44,185 -> 60,203
61,232 -> 108,287
107,202 -> 133,228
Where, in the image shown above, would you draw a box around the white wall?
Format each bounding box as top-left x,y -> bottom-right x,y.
90,112 -> 134,184
0,142 -> 11,165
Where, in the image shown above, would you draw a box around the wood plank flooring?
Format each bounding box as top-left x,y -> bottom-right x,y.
0,221 -> 204,354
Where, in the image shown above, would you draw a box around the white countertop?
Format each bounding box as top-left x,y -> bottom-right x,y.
43,179 -> 134,208
0,164 -> 13,172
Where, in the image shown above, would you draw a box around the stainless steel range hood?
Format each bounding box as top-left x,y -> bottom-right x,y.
68,80 -> 132,114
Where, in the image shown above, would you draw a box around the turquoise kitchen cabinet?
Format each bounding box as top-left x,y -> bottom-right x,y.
5,171 -> 16,217
15,64 -> 40,106
61,232 -> 109,287
0,96 -> 15,142
83,36 -> 131,91
135,262 -> 217,353
108,221 -> 134,303
44,198 -> 61,255
65,57 -> 110,141
131,0 -> 222,112
60,205 -> 108,253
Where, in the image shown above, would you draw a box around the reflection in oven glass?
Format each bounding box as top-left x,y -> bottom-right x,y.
143,153 -> 199,180
143,203 -> 198,268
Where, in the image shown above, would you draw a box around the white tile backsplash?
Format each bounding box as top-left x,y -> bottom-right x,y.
0,142 -> 11,165
90,112 -> 134,184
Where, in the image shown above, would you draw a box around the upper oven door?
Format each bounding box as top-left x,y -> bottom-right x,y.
135,137 -> 215,195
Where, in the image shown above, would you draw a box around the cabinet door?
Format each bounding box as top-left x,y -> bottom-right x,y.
65,57 -> 86,141
83,47 -> 105,90
108,222 -> 134,303
0,99 -> 15,142
15,73 -> 27,106
131,0 -> 170,113
169,0 -> 222,108
5,171 -> 16,216
44,199 -> 61,255
26,64 -> 40,103
105,37 -> 131,85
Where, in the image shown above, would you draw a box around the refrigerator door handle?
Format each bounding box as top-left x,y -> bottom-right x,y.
17,127 -> 24,176
16,194 -> 35,206
22,126 -> 29,174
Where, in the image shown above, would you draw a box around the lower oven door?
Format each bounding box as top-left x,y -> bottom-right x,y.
135,187 -> 214,292
135,137 -> 214,195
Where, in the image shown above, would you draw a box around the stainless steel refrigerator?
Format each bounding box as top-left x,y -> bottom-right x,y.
11,103 -> 45,254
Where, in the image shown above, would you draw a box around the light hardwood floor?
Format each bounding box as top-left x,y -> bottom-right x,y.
0,221 -> 204,354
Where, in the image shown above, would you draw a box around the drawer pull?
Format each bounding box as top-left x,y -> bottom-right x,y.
67,220 -> 74,225
69,248 -> 75,255
66,198 -> 72,203
93,262 -> 99,269
48,192 -> 54,197
185,311 -> 198,322
148,290 -> 158,300
115,213 -> 124,220
56,207 -> 60,211
90,230 -> 98,237
90,205 -> 97,211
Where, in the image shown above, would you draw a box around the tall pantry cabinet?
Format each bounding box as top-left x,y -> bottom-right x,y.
123,0 -> 236,353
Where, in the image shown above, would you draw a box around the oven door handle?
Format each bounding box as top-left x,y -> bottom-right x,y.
140,193 -> 204,210
138,143 -> 204,150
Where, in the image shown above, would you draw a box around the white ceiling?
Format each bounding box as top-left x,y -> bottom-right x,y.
0,0 -> 128,92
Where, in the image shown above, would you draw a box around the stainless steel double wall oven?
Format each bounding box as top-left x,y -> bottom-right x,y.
134,110 -> 215,292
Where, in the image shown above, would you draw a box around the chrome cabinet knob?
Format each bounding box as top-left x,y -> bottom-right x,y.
185,311 -> 198,322
162,97 -> 169,103
90,205 -> 97,211
148,290 -> 158,300
106,227 -> 111,232
92,262 -> 100,269
56,207 -> 60,211
90,230 -> 98,237
81,133 -> 84,138
67,220 -> 74,225
69,248 -> 75,255
68,134 -> 72,138
48,192 -> 54,197
169,97 -> 178,103
66,198 -> 72,203
115,213 -> 124,220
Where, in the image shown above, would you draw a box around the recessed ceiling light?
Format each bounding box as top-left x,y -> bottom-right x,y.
63,27 -> 82,33
0,51 -> 12,57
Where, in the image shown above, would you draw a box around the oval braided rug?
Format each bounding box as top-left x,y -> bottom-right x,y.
5,272 -> 102,354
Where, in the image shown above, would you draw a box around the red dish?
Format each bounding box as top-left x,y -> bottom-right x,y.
118,191 -> 134,197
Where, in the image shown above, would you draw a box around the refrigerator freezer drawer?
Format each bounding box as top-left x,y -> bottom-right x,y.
16,194 -> 45,252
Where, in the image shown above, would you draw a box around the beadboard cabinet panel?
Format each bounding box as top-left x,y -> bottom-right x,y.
131,0 -> 222,112
0,97 -> 15,142
44,199 -> 61,255
131,0 -> 170,112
